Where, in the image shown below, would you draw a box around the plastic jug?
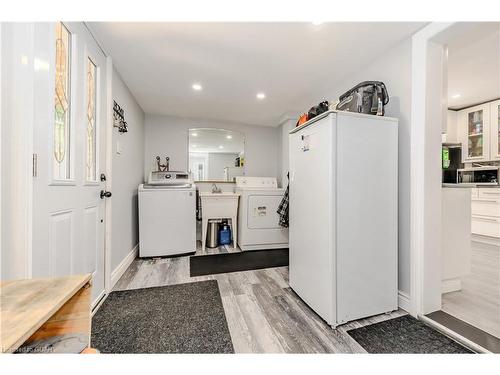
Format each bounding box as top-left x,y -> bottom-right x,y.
218,224 -> 232,246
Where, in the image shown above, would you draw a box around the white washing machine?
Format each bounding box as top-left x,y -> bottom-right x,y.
236,176 -> 289,251
139,171 -> 196,257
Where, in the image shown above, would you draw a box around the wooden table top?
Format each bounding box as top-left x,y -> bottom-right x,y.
0,274 -> 91,353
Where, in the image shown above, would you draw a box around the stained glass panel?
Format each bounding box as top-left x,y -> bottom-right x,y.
86,58 -> 97,181
53,22 -> 72,180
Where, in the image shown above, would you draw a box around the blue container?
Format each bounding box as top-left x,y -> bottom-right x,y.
218,224 -> 232,245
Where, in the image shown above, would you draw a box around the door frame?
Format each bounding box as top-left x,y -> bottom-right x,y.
410,22 -> 454,317
103,55 -> 113,295
0,23 -> 35,280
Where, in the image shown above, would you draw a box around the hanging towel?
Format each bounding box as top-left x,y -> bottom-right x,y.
277,176 -> 289,228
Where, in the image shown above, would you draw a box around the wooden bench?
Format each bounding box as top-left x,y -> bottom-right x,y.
1,274 -> 94,353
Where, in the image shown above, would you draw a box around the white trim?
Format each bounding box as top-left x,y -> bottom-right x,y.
91,291 -> 108,316
110,244 -> 138,289
410,22 -> 454,318
0,23 -> 2,280
398,291 -> 411,313
420,315 -> 490,353
2,23 -> 35,279
104,55 -> 113,293
25,24 -> 34,279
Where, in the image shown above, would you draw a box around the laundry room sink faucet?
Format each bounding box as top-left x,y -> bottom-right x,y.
211,183 -> 222,194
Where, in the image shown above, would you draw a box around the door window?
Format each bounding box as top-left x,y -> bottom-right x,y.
86,57 -> 98,182
53,22 -> 72,180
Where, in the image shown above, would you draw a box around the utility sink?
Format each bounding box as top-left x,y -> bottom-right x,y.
199,192 -> 240,197
199,192 -> 240,251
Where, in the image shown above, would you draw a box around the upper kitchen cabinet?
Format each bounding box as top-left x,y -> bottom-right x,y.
458,103 -> 491,162
490,99 -> 500,160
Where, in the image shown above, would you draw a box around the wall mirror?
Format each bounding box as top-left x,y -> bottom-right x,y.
188,128 -> 245,182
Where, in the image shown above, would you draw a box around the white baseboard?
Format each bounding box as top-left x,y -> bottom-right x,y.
110,244 -> 138,289
398,290 -> 411,312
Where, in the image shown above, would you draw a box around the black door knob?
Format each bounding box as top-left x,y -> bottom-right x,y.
100,190 -> 112,199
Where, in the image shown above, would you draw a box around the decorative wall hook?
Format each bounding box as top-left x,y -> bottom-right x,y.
113,100 -> 128,133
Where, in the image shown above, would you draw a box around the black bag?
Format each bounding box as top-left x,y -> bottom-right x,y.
336,81 -> 389,116
307,101 -> 329,120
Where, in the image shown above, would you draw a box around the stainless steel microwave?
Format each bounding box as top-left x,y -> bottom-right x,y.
457,166 -> 499,185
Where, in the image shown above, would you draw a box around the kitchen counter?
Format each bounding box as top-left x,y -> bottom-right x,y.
442,183 -> 500,188
442,183 -> 476,188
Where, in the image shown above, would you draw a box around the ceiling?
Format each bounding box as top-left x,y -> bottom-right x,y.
447,23 -> 500,110
188,128 -> 244,154
89,22 -> 424,126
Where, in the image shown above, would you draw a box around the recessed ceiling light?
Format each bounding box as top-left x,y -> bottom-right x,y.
226,135 -> 232,139
219,145 -> 224,149
451,94 -> 461,99
312,21 -> 324,26
191,132 -> 198,137
256,92 -> 266,100
192,83 -> 202,91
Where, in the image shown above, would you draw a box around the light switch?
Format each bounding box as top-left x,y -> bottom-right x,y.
116,140 -> 122,155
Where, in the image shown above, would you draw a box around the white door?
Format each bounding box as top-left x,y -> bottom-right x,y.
32,22 -> 108,305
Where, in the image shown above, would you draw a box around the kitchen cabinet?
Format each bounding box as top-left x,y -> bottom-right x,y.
457,100 -> 500,162
471,187 -> 500,238
444,110 -> 459,143
490,99 -> 500,160
458,103 -> 491,162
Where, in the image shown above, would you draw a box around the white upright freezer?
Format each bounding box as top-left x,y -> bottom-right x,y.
289,110 -> 398,328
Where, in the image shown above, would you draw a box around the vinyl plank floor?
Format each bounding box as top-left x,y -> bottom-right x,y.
112,255 -> 406,353
442,240 -> 500,339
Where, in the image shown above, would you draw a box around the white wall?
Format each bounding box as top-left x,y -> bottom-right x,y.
334,39 -> 413,295
278,39 -> 413,296
110,68 -> 145,272
1,23 -> 33,280
329,39 -> 413,296
144,114 -> 279,181
277,118 -> 296,187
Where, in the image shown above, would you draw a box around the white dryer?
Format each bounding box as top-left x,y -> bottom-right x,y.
236,176 -> 289,251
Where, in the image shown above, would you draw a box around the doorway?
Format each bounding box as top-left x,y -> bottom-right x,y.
411,22 -> 500,353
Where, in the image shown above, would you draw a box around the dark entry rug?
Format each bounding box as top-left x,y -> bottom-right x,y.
190,248 -> 289,277
91,280 -> 234,353
347,315 -> 473,353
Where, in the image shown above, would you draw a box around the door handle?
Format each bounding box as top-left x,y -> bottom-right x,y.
100,190 -> 112,199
